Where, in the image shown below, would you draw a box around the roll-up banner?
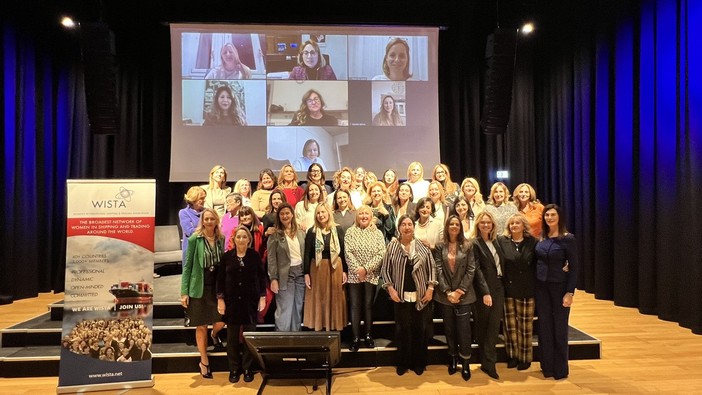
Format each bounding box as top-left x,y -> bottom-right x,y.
58,179 -> 156,393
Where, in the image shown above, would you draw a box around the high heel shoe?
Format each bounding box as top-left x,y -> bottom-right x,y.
211,332 -> 224,350
199,362 -> 213,379
364,334 -> 375,348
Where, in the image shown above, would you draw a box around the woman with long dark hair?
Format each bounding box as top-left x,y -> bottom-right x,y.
535,204 -> 579,380
266,203 -> 306,331
433,215 -> 487,380
203,85 -> 247,126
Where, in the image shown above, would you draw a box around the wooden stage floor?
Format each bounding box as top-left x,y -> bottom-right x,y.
2,290 -> 701,394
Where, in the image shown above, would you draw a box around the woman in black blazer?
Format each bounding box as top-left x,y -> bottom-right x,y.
433,215 -> 488,381
266,203 -> 306,332
471,211 -> 505,380
497,213 -> 538,371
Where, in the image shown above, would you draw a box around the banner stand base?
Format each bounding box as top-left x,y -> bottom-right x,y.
57,377 -> 154,394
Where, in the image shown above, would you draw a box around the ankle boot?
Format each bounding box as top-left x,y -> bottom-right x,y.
448,355 -> 458,375
461,359 -> 471,381
349,337 -> 360,352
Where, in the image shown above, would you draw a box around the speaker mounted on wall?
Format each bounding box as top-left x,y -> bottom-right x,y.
480,27 -> 517,135
80,22 -> 120,135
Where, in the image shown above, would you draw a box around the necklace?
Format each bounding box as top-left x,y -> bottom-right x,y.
511,236 -> 524,251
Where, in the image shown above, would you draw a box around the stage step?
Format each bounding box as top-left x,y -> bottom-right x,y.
0,275 -> 601,378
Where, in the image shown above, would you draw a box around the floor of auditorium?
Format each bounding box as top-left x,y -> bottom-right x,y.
2,290 -> 701,394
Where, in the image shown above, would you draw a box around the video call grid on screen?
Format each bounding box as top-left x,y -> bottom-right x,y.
170,24 -> 440,182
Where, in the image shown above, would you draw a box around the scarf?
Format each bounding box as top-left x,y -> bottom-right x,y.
314,226 -> 340,269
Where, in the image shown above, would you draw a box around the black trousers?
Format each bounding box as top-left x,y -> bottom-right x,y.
348,282 -> 375,339
394,301 -> 433,369
438,302 -> 473,359
474,282 -> 505,370
226,323 -> 256,373
535,280 -> 570,378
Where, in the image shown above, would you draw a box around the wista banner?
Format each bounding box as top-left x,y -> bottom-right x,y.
58,179 -> 156,393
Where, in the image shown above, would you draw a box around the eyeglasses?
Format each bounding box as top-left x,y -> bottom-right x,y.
310,169 -> 321,174
306,97 -> 321,104
303,50 -> 318,56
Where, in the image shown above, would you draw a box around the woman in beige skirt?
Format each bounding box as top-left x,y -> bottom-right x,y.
303,203 -> 348,331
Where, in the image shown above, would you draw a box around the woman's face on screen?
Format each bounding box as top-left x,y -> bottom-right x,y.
301,44 -> 319,68
386,43 -> 408,78
221,45 -> 237,69
217,91 -> 232,112
383,97 -> 395,113
304,142 -> 319,160
305,93 -> 322,113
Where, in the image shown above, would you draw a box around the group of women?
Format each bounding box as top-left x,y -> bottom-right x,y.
179,162 -> 579,383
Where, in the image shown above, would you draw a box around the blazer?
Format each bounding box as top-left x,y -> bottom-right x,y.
381,238 -> 437,311
432,241 -> 485,306
181,234 -> 224,299
496,235 -> 537,298
471,238 -> 504,298
267,229 -> 306,291
535,233 -> 579,293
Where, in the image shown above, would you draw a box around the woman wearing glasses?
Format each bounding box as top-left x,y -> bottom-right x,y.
289,40 -> 337,80
289,89 -> 339,126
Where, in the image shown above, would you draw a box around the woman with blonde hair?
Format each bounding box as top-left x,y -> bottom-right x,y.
432,164 -> 459,204
471,211 -> 505,380
278,164 -> 305,207
512,183 -> 545,238
205,43 -> 252,79
179,186 -> 206,263
459,177 -> 485,220
201,165 -> 231,218
497,213 -> 537,371
344,205 -> 386,351
427,180 -> 449,224
326,166 -> 362,208
233,178 -> 252,207
484,181 -> 518,235
372,95 -> 405,126
181,208 -> 226,379
303,204 -> 348,331
406,161 -> 430,203
295,182 -> 322,231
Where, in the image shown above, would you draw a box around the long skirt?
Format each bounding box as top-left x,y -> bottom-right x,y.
303,258 -> 347,331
